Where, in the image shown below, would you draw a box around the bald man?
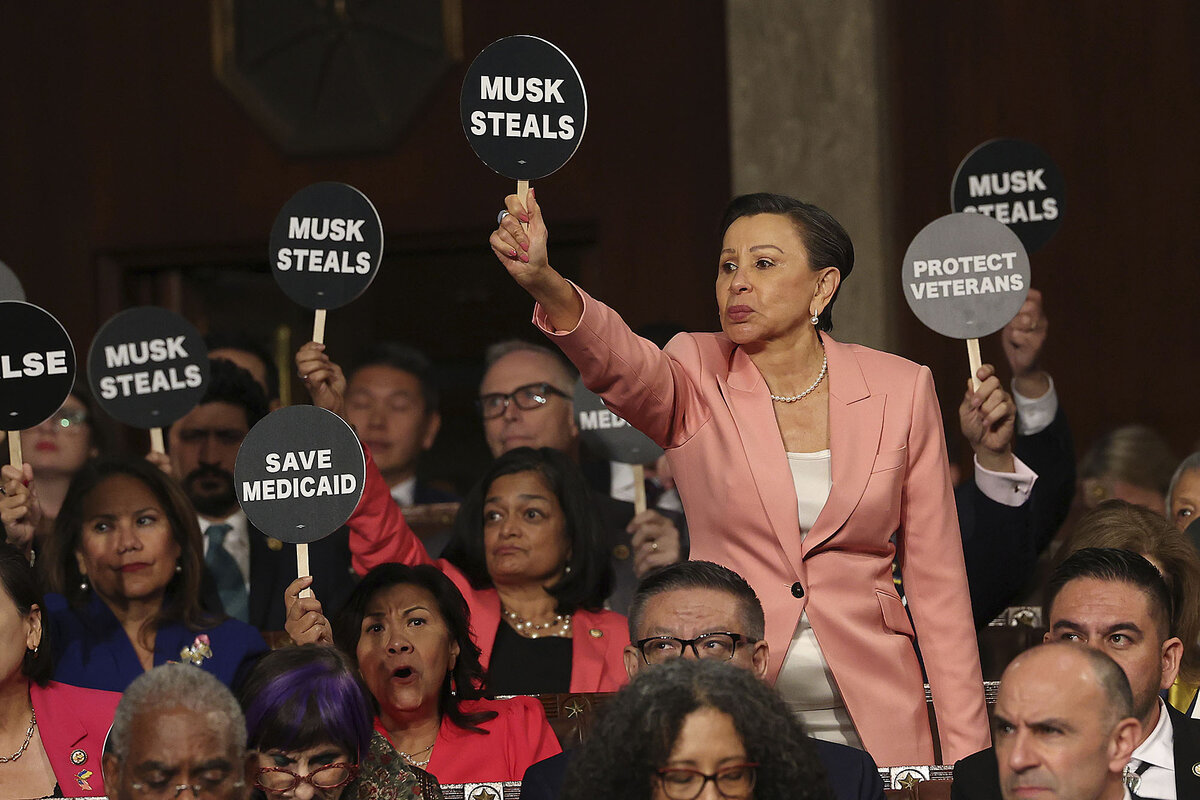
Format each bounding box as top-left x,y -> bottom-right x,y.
994,643 -> 1140,800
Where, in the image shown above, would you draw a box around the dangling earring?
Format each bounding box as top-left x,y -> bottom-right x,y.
79,577 -> 90,593
810,314 -> 820,326
564,564 -> 573,575
175,563 -> 183,574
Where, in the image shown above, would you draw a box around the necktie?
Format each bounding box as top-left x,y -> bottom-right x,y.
204,524 -> 249,622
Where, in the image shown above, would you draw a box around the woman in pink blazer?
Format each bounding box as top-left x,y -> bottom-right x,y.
488,191 -> 989,766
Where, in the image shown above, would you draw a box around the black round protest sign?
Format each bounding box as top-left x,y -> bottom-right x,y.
268,182 -> 384,310
0,302 -> 76,430
902,213 -> 1031,340
951,138 -> 1065,254
461,35 -> 587,181
234,405 -> 366,544
0,261 -> 25,302
87,307 -> 210,429
574,378 -> 663,465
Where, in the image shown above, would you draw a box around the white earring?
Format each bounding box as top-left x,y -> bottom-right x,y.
810,314 -> 820,326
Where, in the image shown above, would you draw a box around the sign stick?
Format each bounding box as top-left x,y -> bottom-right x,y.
517,180 -> 531,231
312,310 -> 327,346
297,543 -> 312,599
149,427 -> 165,455
632,463 -> 647,515
967,338 -> 983,391
7,432 -> 21,468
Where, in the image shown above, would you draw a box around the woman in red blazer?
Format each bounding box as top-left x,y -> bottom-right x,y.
0,543 -> 119,798
487,191 -> 989,766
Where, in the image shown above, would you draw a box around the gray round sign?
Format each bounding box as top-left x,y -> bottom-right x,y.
902,212 -> 1031,340
87,307 -> 210,429
234,405 -> 366,544
0,261 -> 25,302
574,378 -> 663,465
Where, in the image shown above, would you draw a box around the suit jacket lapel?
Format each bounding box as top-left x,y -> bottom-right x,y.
803,337 -> 884,556
1168,705 -> 1200,797
721,346 -> 804,576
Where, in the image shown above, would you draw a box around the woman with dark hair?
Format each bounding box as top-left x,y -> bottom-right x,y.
289,348 -> 629,695
238,644 -> 437,800
35,457 -> 266,691
0,542 -> 119,798
285,564 -> 560,785
564,659 -> 833,800
484,191 -> 988,765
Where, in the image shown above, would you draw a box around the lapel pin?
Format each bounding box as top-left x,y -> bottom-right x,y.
70,749 -> 87,765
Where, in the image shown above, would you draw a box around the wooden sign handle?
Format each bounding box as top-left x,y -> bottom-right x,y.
312,309 -> 327,346
297,542 -> 312,599
967,338 -> 982,391
149,427 -> 165,455
517,180 -> 531,232
7,432 -> 20,468
632,463 -> 647,515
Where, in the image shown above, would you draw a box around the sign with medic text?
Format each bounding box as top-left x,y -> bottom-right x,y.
0,302 -> 76,430
951,138 -> 1065,253
87,307 -> 210,428
461,35 -> 587,180
235,405 -> 365,544
269,182 -> 384,310
0,261 -> 25,302
902,213 -> 1031,340
574,378 -> 663,465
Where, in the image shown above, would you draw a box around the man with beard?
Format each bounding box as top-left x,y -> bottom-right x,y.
165,359 -> 357,629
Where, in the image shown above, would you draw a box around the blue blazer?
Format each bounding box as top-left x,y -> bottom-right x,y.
45,592 -> 267,692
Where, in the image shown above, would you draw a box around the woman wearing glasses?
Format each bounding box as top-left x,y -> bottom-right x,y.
564,659 -> 833,800
288,443 -> 628,695
238,644 -> 437,800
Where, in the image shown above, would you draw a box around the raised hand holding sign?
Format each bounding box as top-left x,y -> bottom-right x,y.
269,182 -> 384,344
0,302 -> 76,467
902,212 -> 1032,389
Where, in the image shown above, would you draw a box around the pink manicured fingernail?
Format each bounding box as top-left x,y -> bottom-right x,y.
520,253 -> 530,263
519,214 -> 529,223
520,240 -> 529,251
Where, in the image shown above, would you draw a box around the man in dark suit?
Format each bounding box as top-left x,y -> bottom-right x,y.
162,359 -> 356,630
954,548 -> 1200,799
520,561 -> 886,800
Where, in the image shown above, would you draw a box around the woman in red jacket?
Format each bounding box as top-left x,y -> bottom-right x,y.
0,543 -> 120,798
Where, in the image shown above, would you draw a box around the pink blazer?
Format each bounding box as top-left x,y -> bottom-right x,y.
349,448 -> 629,693
30,680 -> 120,797
533,287 -> 989,766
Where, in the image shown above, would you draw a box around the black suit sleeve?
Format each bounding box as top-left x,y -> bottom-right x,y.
520,752 -> 570,800
951,748 -> 1002,800
1013,407 -> 1075,554
957,481 -> 1035,628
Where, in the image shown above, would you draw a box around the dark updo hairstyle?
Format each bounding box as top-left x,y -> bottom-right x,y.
719,193 -> 855,332
442,446 -> 613,613
563,660 -> 834,800
237,644 -> 373,762
333,563 -> 497,733
0,542 -> 53,686
42,457 -> 218,645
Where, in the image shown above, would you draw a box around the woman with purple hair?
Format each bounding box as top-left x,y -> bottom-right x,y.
237,644 -> 439,800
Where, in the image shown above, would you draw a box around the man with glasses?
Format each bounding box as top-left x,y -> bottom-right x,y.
103,664 -> 252,800
479,340 -> 685,613
521,560 -> 886,800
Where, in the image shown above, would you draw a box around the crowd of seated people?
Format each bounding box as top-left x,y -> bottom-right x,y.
3,192 -> 1200,800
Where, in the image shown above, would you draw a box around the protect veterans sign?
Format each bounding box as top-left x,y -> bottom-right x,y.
951,138 -> 1065,253
87,307 -> 210,428
235,405 -> 365,544
461,35 -> 587,180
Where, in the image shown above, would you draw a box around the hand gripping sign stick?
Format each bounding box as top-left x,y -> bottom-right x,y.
574,379 -> 665,516
88,307 -> 210,455
461,35 -> 588,232
269,182 -> 384,347
902,213 -> 1031,390
0,302 -> 76,469
235,406 -> 366,599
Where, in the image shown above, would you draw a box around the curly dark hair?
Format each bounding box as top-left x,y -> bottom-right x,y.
441,447 -> 613,613
563,660 -> 834,800
333,563 -> 497,734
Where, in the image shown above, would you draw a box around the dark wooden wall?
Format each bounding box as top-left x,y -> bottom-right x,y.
883,1 -> 1200,466
0,2 -> 729,487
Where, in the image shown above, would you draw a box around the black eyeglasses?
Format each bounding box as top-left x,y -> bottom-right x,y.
254,763 -> 358,792
477,382 -> 570,419
635,632 -> 757,665
655,763 -> 758,800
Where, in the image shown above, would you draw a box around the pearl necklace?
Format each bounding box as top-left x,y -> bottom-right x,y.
0,709 -> 35,764
501,606 -> 573,639
769,349 -> 828,403
397,741 -> 434,769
